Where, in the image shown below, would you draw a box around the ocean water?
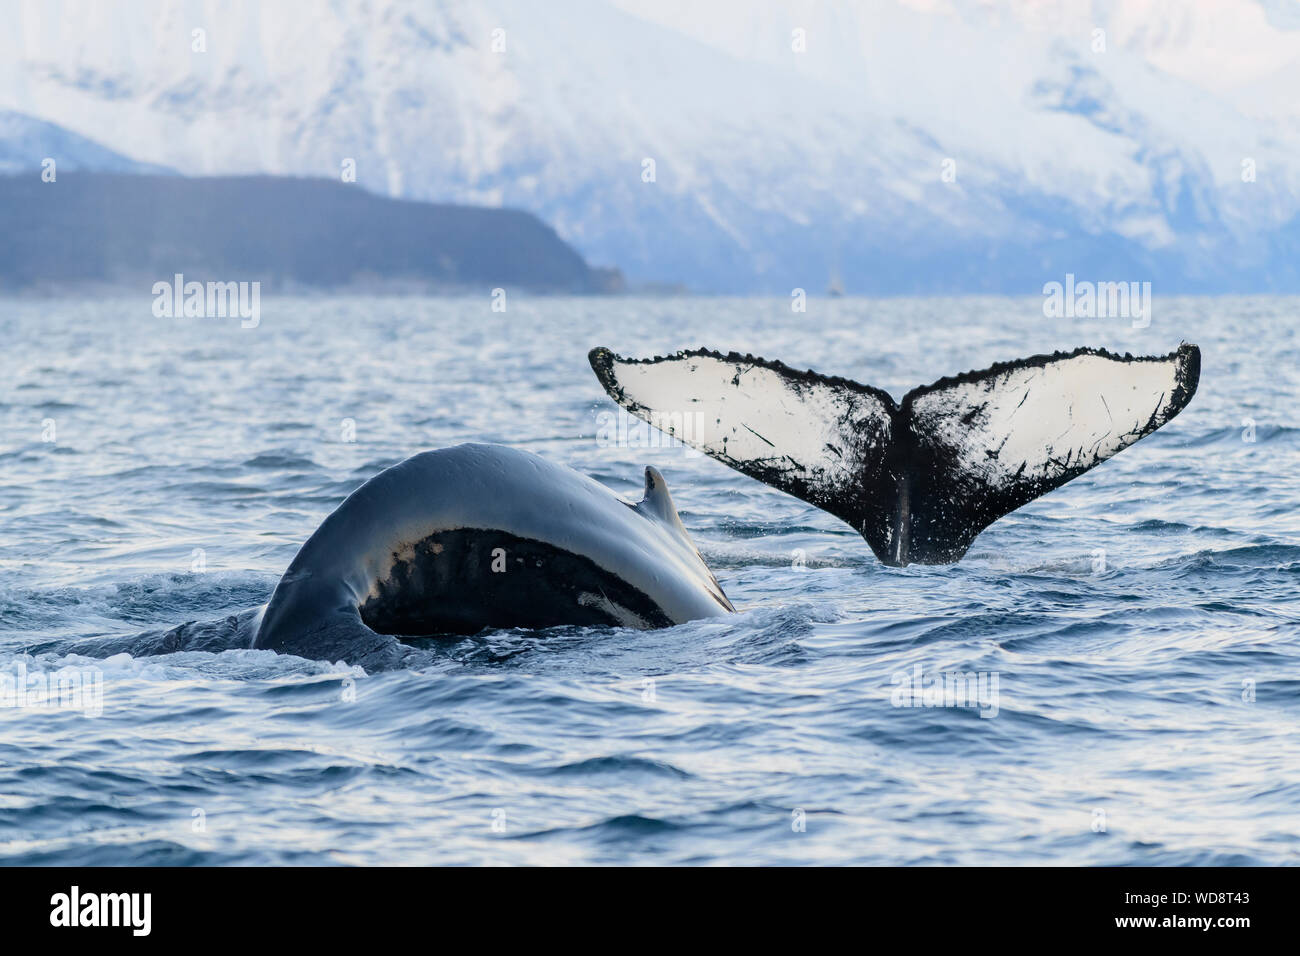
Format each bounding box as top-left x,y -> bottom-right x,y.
0,294 -> 1297,866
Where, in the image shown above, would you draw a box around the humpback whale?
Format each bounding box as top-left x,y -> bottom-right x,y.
251,443 -> 733,662
589,344 -> 1200,566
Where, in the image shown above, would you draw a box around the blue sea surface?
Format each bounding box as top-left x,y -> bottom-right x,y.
0,294 -> 1296,865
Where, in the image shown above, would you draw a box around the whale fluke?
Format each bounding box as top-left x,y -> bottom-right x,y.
589,344 -> 1200,566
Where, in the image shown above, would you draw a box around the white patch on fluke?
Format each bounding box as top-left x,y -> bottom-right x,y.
592,349 -> 893,504
910,351 -> 1183,484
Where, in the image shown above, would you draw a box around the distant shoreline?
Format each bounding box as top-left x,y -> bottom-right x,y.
0,171 -> 625,294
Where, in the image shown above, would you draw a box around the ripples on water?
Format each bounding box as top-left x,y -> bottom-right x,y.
0,295 -> 1296,865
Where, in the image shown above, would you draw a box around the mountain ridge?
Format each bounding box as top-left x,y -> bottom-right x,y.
3,0 -> 1299,292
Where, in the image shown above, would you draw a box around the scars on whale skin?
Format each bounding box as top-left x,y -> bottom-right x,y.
589,344 -> 1201,566
251,443 -> 733,663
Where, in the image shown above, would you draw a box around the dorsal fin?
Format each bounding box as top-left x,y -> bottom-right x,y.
635,465 -> 687,530
631,464 -> 732,610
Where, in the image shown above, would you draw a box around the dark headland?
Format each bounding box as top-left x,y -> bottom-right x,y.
0,172 -> 623,293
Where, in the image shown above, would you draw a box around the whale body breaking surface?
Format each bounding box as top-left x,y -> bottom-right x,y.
63,443 -> 732,670
60,343 -> 1200,669
250,443 -> 733,664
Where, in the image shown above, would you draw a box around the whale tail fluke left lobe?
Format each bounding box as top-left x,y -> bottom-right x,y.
589,344 -> 1200,566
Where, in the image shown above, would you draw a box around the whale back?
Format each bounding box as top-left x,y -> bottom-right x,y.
254,444 -> 732,657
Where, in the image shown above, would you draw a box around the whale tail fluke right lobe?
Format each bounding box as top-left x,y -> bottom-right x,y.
589,344 -> 1200,566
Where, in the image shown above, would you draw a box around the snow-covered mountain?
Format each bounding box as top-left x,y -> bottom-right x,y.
3,0 -> 1299,292
0,110 -> 171,174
